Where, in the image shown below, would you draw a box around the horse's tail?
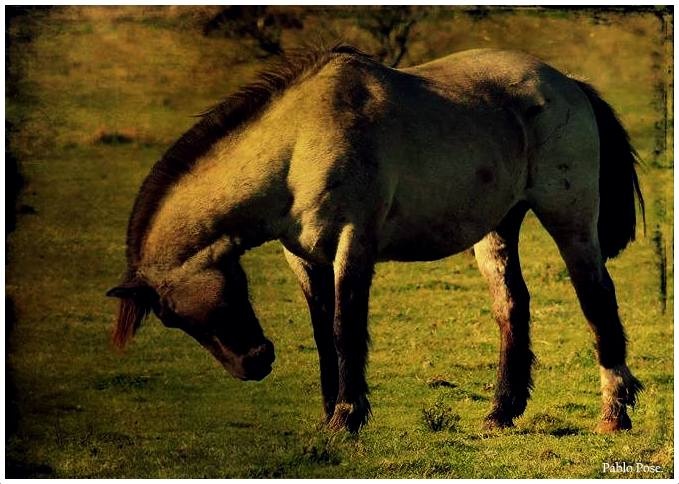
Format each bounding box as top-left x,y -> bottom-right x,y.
574,79 -> 645,260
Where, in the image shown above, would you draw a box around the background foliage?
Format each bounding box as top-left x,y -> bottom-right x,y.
6,6 -> 673,478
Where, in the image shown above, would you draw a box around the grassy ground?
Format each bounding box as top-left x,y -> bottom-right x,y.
6,6 -> 674,478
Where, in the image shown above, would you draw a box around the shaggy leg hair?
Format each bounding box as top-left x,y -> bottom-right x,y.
328,226 -> 375,433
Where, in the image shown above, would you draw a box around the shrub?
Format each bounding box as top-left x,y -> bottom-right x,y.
421,399 -> 460,432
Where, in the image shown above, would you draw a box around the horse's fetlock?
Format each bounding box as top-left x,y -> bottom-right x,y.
484,409 -> 514,430
598,364 -> 641,431
600,364 -> 643,407
494,388 -> 529,419
327,396 -> 371,433
323,399 -> 337,421
596,411 -> 632,433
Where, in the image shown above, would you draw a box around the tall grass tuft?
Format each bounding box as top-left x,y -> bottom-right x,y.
421,398 -> 461,432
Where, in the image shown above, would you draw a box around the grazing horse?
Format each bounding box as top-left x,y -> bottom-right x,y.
107,45 -> 644,433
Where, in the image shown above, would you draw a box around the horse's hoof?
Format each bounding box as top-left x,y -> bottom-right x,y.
327,399 -> 371,433
327,403 -> 359,433
483,411 -> 514,430
596,414 -> 632,433
483,419 -> 514,431
316,415 -> 333,430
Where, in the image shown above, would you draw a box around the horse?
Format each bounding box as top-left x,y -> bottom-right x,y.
107,45 -> 644,434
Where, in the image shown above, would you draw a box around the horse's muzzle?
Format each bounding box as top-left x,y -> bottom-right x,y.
240,339 -> 275,381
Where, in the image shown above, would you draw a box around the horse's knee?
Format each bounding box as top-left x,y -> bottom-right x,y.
491,284 -> 530,328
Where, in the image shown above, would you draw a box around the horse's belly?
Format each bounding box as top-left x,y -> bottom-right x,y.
373,113 -> 524,262
376,179 -> 517,262
377,218 -> 489,261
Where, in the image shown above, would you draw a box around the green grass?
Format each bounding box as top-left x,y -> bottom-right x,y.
6,6 -> 673,478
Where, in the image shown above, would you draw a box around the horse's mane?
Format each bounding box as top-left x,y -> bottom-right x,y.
124,44 -> 371,279
112,296 -> 151,349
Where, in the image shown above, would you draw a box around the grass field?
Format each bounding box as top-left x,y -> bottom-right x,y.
5,6 -> 674,478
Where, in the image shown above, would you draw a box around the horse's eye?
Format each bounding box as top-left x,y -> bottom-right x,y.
153,299 -> 183,328
160,312 -> 183,328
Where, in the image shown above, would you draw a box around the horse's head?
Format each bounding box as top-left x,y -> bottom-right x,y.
107,254 -> 275,381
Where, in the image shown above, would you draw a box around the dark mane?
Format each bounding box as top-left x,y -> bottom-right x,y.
123,44 -> 370,280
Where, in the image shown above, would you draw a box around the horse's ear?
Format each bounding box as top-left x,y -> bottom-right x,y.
106,285 -> 132,298
106,281 -> 147,299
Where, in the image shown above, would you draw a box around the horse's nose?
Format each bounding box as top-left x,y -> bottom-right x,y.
260,339 -> 275,365
242,340 -> 275,381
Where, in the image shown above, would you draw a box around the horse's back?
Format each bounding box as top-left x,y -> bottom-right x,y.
283,49 -> 599,263
403,49 -> 600,218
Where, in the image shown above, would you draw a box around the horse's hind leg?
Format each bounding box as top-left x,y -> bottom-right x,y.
535,214 -> 642,432
283,249 -> 338,422
474,202 -> 533,429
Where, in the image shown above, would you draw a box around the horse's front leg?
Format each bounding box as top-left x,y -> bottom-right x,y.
283,249 -> 338,422
327,225 -> 375,433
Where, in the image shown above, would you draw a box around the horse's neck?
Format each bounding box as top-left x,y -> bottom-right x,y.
142,119 -> 294,267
